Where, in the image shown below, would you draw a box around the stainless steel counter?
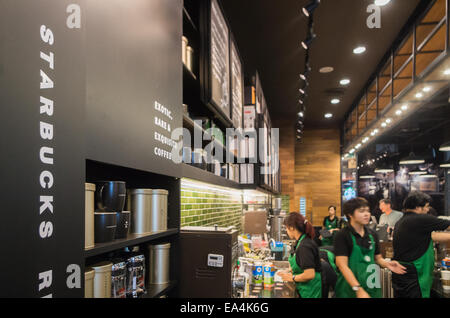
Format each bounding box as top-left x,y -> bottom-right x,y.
248,282 -> 297,298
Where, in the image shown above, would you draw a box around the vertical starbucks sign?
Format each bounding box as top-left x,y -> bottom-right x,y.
0,1 -> 85,297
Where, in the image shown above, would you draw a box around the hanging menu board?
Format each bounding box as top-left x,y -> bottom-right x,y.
210,0 -> 231,120
231,38 -> 243,129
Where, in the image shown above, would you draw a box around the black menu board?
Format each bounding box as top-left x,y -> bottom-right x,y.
210,0 -> 230,119
231,38 -> 243,129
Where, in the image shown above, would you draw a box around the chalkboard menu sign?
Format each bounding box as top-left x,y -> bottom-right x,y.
210,0 -> 231,120
231,38 -> 243,129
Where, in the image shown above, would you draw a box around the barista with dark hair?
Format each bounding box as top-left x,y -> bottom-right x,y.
334,198 -> 406,298
322,206 -> 340,247
392,191 -> 450,298
278,212 -> 322,298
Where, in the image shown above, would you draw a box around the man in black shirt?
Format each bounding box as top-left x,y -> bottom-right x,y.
392,191 -> 450,298
334,198 -> 406,298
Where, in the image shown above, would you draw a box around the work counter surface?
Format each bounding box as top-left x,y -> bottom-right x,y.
248,282 -> 297,299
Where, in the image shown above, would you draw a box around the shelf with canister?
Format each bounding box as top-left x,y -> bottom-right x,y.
83,160 -> 179,298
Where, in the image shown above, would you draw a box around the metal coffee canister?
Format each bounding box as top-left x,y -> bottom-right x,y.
148,243 -> 171,285
129,189 -> 153,234
85,183 -> 96,249
84,267 -> 95,298
151,190 -> 168,232
92,261 -> 112,298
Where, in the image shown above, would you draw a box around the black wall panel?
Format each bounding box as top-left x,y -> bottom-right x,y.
0,0 -> 86,297
85,0 -> 183,178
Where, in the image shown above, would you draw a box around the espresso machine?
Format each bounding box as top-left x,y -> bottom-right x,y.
269,198 -> 286,242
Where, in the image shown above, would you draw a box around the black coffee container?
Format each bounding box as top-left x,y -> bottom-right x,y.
95,181 -> 127,212
94,212 -> 117,243
115,211 -> 131,239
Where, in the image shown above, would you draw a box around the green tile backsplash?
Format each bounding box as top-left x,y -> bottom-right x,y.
180,185 -> 244,233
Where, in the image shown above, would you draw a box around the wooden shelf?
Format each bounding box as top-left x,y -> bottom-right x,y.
84,229 -> 179,258
142,281 -> 177,298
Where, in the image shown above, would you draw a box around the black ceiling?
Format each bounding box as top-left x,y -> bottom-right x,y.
220,0 -> 422,128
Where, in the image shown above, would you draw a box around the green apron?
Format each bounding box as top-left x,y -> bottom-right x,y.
320,249 -> 338,273
322,217 -> 339,246
335,234 -> 382,298
398,240 -> 434,298
289,235 -> 322,298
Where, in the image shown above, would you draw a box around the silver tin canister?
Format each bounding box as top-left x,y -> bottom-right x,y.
84,267 -> 95,298
151,190 -> 168,232
92,262 -> 112,298
148,243 -> 171,285
85,183 -> 96,249
130,189 -> 153,234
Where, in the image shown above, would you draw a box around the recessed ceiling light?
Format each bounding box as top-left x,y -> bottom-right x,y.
340,79 -> 351,86
401,105 -> 408,111
319,67 -> 334,73
324,113 -> 333,119
416,92 -> 423,98
362,137 -> 369,143
375,0 -> 391,6
423,86 -> 431,92
396,110 -> 402,116
298,111 -> 304,118
353,46 -> 366,54
331,99 -> 340,104
444,69 -> 450,75
386,118 -> 392,124
381,122 -> 387,128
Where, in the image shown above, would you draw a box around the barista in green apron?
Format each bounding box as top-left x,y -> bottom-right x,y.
392,191 -> 450,298
334,198 -> 407,298
278,212 -> 322,298
322,206 -> 340,247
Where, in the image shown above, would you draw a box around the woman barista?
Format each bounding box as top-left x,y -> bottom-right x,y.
278,212 -> 322,298
392,191 -> 450,298
334,198 -> 406,298
322,206 -> 340,246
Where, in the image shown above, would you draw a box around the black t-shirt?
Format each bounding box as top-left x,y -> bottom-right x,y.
293,237 -> 322,273
334,225 -> 380,257
393,212 -> 450,262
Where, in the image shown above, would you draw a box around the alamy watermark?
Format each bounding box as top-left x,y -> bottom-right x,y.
169,121 -> 280,176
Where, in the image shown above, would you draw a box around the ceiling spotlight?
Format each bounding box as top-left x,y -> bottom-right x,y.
299,88 -> 306,95
381,122 -> 387,128
444,69 -> 450,75
375,0 -> 391,6
423,87 -> 431,92
416,92 -> 423,98
362,137 -> 369,143
386,118 -> 392,124
298,111 -> 304,118
331,99 -> 340,105
401,104 -> 408,111
324,113 -> 333,119
302,33 -> 317,50
319,66 -> 334,74
340,79 -> 351,86
353,46 -> 366,54
302,0 -> 321,18
396,110 -> 402,116
349,149 -> 355,154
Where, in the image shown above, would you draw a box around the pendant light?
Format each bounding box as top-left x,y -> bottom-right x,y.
408,168 -> 427,175
439,141 -> 450,152
374,160 -> 394,173
399,151 -> 425,165
440,160 -> 450,168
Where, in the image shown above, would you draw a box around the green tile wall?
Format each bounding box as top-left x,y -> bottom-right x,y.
281,195 -> 290,212
181,185 -> 244,233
